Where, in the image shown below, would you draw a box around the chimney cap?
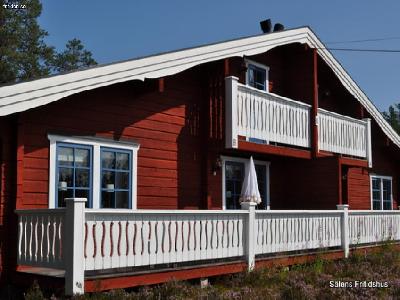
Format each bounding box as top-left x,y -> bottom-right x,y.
260,19 -> 272,33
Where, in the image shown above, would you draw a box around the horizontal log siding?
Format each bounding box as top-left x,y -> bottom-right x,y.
19,69 -> 207,210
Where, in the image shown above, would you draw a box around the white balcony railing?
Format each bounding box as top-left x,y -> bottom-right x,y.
16,200 -> 400,295
317,108 -> 372,165
225,77 -> 372,166
225,76 -> 311,149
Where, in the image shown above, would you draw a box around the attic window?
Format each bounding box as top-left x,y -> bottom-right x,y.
246,59 -> 269,91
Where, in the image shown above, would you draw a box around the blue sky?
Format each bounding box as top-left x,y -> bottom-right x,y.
39,0 -> 400,111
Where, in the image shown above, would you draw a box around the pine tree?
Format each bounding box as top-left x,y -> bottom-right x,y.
383,103 -> 400,134
0,0 -> 97,84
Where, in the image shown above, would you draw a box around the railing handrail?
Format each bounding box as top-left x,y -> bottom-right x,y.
84,209 -> 248,215
237,82 -> 312,109
317,107 -> 367,126
15,208 -> 66,215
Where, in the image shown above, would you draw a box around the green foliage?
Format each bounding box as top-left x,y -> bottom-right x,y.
52,38 -> 97,73
0,0 -> 96,84
24,281 -> 45,300
382,103 -> 400,134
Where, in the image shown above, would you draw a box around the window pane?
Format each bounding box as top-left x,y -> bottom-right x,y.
101,191 -> 114,208
58,189 -> 73,207
58,168 -> 73,187
75,169 -> 90,187
102,171 -> 115,188
383,201 -> 391,210
373,200 -> 381,210
58,147 -> 74,166
248,64 -> 266,91
75,189 -> 90,207
102,151 -> 115,169
372,178 -> 380,190
116,153 -> 129,170
116,191 -> 129,208
75,148 -> 90,167
225,162 -> 244,210
382,179 -> 391,201
116,172 -> 129,189
255,164 -> 267,209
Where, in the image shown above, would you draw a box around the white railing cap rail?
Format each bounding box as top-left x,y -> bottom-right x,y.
237,82 -> 312,109
349,210 -> 400,215
255,210 -> 342,214
85,209 -> 248,215
15,208 -> 66,214
317,108 -> 367,126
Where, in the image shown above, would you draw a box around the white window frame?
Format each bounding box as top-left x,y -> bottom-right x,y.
221,156 -> 270,210
370,174 -> 393,210
48,134 -> 139,209
245,59 -> 270,92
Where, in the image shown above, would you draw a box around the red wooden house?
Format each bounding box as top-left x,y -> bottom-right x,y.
1,26 -> 400,294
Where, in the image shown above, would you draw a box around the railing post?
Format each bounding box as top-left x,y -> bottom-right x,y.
65,198 -> 86,295
337,204 -> 349,258
225,76 -> 239,149
363,118 -> 372,168
241,202 -> 256,271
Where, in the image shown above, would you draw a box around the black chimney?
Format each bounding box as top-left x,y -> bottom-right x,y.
260,19 -> 272,33
273,23 -> 285,32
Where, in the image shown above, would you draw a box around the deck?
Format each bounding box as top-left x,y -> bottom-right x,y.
15,200 -> 400,295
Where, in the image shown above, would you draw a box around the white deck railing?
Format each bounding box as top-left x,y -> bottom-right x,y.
349,211 -> 400,245
225,77 -> 311,149
17,209 -> 65,269
84,210 -> 246,271
16,201 -> 400,295
254,211 -> 342,254
317,108 -> 372,165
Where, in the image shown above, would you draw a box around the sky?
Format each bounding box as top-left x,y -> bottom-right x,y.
38,0 -> 400,111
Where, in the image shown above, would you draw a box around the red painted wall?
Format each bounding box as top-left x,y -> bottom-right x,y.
0,116 -> 17,284
18,67 -> 209,210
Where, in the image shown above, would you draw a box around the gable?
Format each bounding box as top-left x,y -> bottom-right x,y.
0,26 -> 399,149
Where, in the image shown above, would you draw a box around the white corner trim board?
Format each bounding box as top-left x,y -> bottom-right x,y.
1,26 -> 399,149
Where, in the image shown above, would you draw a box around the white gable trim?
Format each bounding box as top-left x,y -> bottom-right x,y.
1,27 -> 399,149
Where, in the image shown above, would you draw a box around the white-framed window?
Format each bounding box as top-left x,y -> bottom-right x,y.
370,175 -> 393,210
221,156 -> 270,210
245,59 -> 269,92
48,134 -> 139,209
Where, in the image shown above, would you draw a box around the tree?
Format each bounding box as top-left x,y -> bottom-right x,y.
0,0 -> 96,84
52,38 -> 97,73
382,103 -> 400,134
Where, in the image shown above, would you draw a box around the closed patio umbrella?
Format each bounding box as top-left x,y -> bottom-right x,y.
239,156 -> 262,205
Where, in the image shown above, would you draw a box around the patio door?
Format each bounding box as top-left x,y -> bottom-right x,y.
223,158 -> 269,210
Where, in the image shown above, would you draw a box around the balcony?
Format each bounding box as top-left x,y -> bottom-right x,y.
225,77 -> 372,165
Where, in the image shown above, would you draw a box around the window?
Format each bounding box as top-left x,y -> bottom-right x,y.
222,156 -> 270,210
49,135 -> 139,209
371,175 -> 393,210
101,148 -> 131,208
246,60 -> 269,91
56,143 -> 92,208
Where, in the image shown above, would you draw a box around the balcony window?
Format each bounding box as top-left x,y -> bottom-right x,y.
371,175 -> 393,210
246,60 -> 269,91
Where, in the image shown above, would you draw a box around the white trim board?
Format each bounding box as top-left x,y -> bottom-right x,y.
1,27 -> 400,150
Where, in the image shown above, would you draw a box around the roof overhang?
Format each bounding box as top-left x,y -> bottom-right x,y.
1,26 -> 399,148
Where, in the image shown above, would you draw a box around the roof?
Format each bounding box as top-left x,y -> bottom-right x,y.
1,26 -> 399,148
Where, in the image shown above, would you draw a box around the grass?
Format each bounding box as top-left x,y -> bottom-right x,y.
14,244 -> 400,299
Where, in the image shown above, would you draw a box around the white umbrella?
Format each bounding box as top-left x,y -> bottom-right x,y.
239,156 -> 262,205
